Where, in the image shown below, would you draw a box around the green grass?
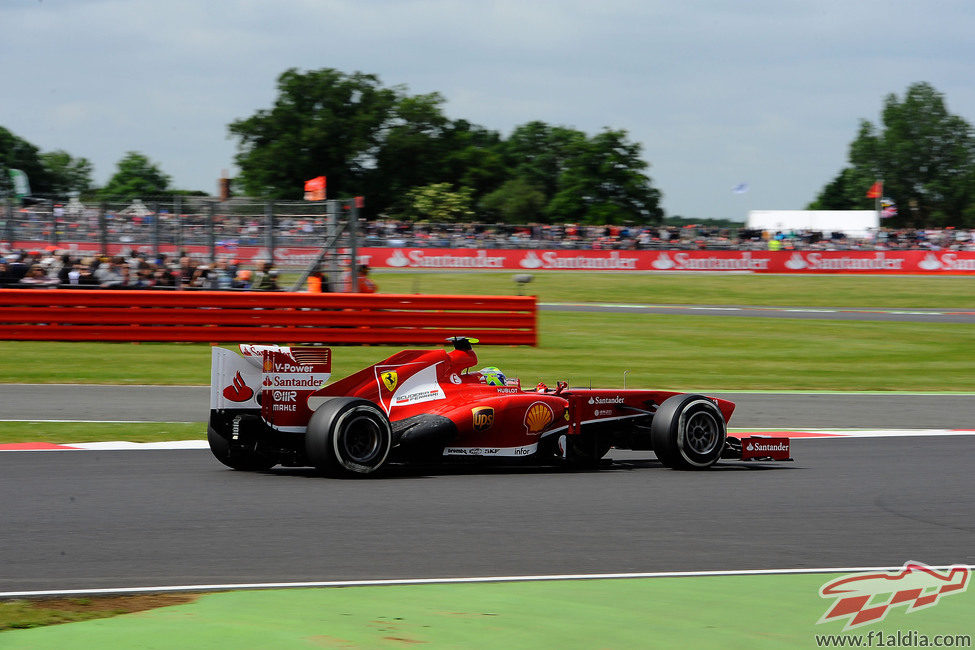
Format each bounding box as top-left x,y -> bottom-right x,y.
0,313 -> 972,390
3,575 -> 972,647
0,422 -> 205,444
371,270 -> 975,308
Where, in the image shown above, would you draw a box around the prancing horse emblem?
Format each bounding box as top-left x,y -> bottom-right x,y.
381,370 -> 398,392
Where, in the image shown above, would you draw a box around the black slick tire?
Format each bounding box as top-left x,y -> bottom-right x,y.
650,394 -> 726,470
305,398 -> 392,476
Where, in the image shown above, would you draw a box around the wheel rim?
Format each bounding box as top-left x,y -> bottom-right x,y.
341,414 -> 382,463
684,410 -> 720,455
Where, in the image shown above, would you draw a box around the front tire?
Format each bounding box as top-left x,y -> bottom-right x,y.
305,398 -> 392,476
564,433 -> 613,469
650,394 -> 726,470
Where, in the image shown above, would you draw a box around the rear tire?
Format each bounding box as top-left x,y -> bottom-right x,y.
305,398 -> 392,476
650,394 -> 726,470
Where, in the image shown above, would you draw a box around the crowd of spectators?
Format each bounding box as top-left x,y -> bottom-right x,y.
361,221 -> 974,252
4,201 -> 974,253
0,248 -> 283,291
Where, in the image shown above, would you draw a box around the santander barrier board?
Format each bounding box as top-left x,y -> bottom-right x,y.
12,241 -> 975,274
370,248 -> 975,273
0,290 -> 537,345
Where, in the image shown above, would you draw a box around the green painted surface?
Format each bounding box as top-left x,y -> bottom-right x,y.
3,575 -> 972,648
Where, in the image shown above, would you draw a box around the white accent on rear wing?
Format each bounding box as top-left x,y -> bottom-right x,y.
210,347 -> 261,410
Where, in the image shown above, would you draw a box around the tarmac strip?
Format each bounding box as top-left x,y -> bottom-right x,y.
2,429 -> 972,451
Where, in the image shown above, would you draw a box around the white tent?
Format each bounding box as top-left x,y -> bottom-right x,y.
746,210 -> 878,238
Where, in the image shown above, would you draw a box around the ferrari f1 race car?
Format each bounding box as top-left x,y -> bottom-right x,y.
208,337 -> 791,475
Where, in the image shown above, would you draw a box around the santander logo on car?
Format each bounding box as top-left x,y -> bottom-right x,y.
222,371 -> 254,402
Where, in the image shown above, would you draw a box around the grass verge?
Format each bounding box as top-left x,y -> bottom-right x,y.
373,270 -> 975,308
0,313 -> 972,390
0,422 -> 205,445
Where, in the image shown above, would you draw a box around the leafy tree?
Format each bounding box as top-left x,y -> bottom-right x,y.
807,167 -> 871,211
0,126 -> 51,197
479,177 -> 547,223
229,68 -> 665,224
368,92 -> 453,212
811,83 -> 975,226
229,68 -> 399,200
437,120 -> 505,200
545,128 -> 663,224
39,150 -> 94,196
99,151 -> 171,199
403,182 -> 474,222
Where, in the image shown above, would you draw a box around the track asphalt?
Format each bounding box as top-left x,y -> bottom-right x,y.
1,434 -> 973,593
2,384 -> 974,429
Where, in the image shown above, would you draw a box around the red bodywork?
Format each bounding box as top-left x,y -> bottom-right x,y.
210,340 -> 790,469
259,344 -> 736,456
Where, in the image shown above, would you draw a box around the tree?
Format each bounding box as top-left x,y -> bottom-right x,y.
402,183 -> 475,222
368,92 -> 453,212
0,126 -> 51,197
99,151 -> 171,199
479,178 -> 547,223
229,68 -> 399,200
227,69 -> 666,224
545,128 -> 663,224
810,83 -> 975,226
39,150 -> 94,196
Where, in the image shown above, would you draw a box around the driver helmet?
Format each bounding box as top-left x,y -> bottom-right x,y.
479,366 -> 507,386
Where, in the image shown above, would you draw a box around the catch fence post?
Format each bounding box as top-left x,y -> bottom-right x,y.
98,202 -> 108,256
349,200 -> 358,291
264,201 -> 276,265
207,201 -> 216,263
2,197 -> 14,243
152,201 -> 161,259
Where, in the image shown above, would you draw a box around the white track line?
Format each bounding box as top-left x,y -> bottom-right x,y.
3,565 -> 973,599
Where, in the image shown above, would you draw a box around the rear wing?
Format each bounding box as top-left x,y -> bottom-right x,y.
210,345 -> 332,432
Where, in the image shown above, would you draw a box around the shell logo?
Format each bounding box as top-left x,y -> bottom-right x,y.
524,401 -> 554,434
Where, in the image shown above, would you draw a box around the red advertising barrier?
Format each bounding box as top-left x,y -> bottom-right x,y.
361,248 -> 975,274
16,241 -> 975,274
0,290 -> 537,345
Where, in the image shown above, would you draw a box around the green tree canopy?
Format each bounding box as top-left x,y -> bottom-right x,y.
810,82 -> 975,227
0,126 -> 51,197
228,68 -> 665,224
39,150 -> 94,196
479,177 -> 547,223
98,151 -> 171,199
403,182 -> 475,222
229,68 -> 400,200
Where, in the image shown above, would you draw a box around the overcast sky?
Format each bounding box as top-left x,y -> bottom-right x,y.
3,0 -> 974,220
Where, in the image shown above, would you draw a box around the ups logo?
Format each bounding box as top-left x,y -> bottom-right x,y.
472,407 -> 494,432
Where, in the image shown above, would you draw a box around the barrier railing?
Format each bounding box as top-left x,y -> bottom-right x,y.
0,290 -> 537,345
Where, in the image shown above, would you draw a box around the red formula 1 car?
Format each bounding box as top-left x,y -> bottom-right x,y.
208,337 -> 790,475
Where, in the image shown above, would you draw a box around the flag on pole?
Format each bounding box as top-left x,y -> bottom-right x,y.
880,197 -> 897,218
866,181 -> 882,199
304,176 -> 326,201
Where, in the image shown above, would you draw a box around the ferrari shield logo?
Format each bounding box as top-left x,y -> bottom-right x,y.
472,407 -> 494,432
381,370 -> 398,392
